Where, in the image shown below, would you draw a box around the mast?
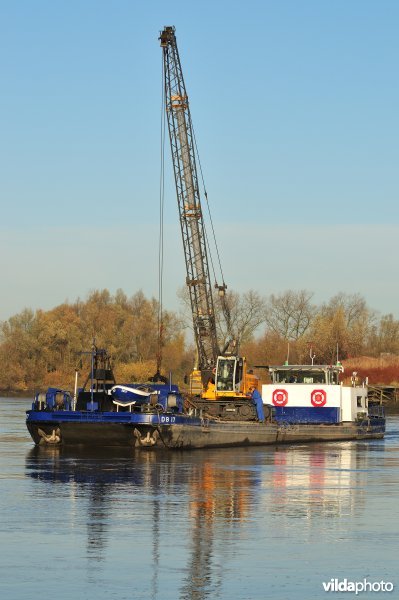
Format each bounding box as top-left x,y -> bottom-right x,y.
160,26 -> 219,374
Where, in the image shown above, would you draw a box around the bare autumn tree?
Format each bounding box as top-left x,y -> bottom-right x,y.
215,289 -> 267,347
264,290 -> 314,340
177,286 -> 267,350
327,293 -> 372,328
367,313 -> 399,356
304,306 -> 347,363
242,330 -> 293,368
305,293 -> 374,362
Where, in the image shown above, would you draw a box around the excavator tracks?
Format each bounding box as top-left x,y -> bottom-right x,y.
186,397 -> 258,421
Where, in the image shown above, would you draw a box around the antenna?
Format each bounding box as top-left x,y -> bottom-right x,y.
309,345 -> 316,366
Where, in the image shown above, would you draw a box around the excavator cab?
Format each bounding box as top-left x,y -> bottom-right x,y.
215,356 -> 243,393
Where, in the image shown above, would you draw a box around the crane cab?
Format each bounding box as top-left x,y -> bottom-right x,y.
200,355 -> 259,400
216,356 -> 242,393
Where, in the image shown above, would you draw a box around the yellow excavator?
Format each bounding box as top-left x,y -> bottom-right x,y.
160,26 -> 260,420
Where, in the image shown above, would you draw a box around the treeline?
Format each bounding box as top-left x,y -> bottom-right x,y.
239,291 -> 399,384
242,290 -> 399,364
0,289 -> 191,392
1,288 -> 399,392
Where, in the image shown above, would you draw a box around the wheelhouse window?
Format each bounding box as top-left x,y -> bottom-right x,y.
273,370 -> 327,384
269,365 -> 342,385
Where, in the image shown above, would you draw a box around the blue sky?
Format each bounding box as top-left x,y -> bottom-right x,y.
1,0 -> 398,320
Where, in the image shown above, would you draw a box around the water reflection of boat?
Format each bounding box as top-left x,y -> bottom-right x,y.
266,443 -> 370,522
25,446 -> 259,599
25,446 -> 256,513
25,441 -> 374,598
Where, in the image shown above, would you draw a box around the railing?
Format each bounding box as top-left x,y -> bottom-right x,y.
368,385 -> 399,404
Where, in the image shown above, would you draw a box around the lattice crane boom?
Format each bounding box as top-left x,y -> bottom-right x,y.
160,26 -> 220,375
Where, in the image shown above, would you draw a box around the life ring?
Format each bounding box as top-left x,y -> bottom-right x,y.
311,389 -> 327,407
272,389 -> 288,407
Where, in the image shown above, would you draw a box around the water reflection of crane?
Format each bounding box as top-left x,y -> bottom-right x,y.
180,458 -> 255,600
86,482 -> 109,563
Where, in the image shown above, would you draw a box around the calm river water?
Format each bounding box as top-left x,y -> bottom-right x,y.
0,399 -> 398,600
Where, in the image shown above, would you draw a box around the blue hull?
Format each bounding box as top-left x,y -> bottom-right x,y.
274,406 -> 340,424
27,410 -> 195,426
26,409 -> 386,449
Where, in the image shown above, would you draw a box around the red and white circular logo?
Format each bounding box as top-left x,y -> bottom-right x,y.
272,389 -> 288,406
310,389 -> 327,407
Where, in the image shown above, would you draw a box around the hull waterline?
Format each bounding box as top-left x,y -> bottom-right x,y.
26,410 -> 385,449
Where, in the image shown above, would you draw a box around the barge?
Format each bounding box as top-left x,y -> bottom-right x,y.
26,350 -> 385,449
